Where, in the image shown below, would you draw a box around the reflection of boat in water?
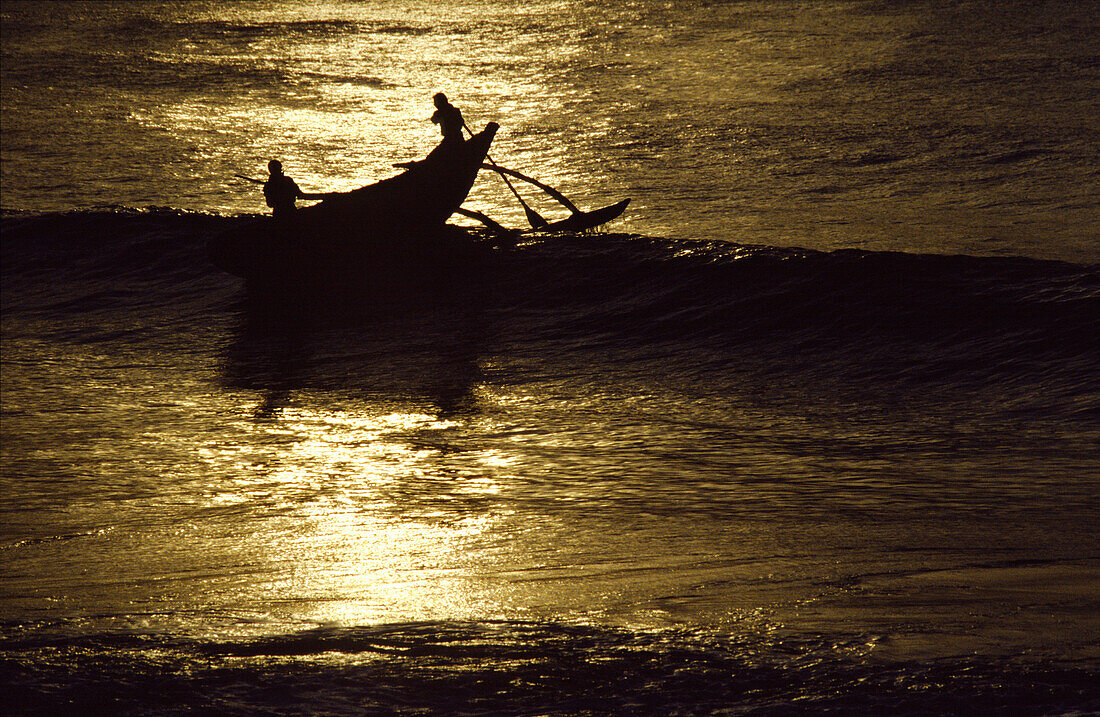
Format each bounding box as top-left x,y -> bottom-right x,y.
207,123 -> 501,287
224,293 -> 490,418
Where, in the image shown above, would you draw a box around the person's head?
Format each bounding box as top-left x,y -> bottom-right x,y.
433,92 -> 448,109
268,159 -> 283,175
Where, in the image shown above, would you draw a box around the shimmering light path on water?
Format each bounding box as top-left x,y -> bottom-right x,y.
4,302 -> 1097,659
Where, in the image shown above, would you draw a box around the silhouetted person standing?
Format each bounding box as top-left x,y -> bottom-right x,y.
263,160 -> 325,220
431,93 -> 465,145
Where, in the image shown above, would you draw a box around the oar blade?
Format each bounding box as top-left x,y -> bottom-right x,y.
524,205 -> 549,230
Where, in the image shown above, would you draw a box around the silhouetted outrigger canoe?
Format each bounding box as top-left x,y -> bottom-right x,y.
208,123 -> 500,285
209,121 -> 630,290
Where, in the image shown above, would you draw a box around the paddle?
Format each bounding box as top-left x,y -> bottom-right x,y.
477,163 -> 581,215
463,123 -> 548,230
235,174 -> 264,184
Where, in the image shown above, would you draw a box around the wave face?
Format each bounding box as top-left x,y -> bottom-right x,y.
496,233 -> 1097,378
4,209 -> 1097,392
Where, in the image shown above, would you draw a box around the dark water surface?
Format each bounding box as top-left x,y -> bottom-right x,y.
3,1 -> 1099,714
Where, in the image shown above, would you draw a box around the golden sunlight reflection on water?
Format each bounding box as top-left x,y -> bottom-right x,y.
130,1 -> 578,221
195,404 -> 524,626
185,395 -> 747,631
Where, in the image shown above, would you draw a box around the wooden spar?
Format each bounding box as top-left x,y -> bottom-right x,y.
479,164 -> 581,214
470,163 -> 631,231
454,199 -> 629,235
462,123 -> 548,229
453,207 -> 507,234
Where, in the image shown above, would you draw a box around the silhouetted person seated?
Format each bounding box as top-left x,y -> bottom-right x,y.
263,160 -> 326,220
431,93 -> 465,145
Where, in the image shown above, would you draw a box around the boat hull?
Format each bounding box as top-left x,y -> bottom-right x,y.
208,123 -> 499,284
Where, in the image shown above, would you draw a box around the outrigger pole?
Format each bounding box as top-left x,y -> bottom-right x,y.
466,162 -> 631,234
463,122 -> 548,229
477,164 -> 581,215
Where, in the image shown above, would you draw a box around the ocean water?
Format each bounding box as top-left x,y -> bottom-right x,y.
2,1 -> 1099,715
